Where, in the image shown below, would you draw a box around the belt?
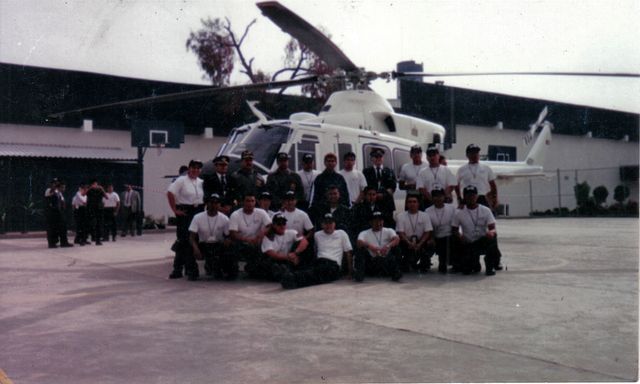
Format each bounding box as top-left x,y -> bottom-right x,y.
177,204 -> 204,209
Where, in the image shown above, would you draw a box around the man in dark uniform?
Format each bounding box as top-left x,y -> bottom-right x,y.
310,153 -> 350,208
310,185 -> 352,235
231,150 -> 265,202
352,186 -> 393,238
202,155 -> 236,204
44,178 -> 61,248
363,148 -> 397,212
55,180 -> 73,248
266,152 -> 304,211
86,179 -> 107,246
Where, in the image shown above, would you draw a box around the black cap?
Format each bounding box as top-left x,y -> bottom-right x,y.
370,148 -> 385,157
259,191 -> 272,200
188,159 -> 203,168
430,186 -> 445,196
241,150 -> 254,159
50,177 -> 59,184
302,153 -> 314,162
283,190 -> 296,200
466,144 -> 481,154
214,155 -> 229,165
276,152 -> 289,161
463,185 -> 478,195
371,211 -> 384,220
410,145 -> 422,153
206,193 -> 221,202
426,144 -> 439,155
272,214 -> 287,225
322,213 -> 336,223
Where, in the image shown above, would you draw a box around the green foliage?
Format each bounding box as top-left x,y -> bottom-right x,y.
574,181 -> 591,207
613,185 -> 630,204
592,185 -> 609,206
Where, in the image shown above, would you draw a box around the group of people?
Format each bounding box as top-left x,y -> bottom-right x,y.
45,178 -> 142,248
166,142 -> 503,290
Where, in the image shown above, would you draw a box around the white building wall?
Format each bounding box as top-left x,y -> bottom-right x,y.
0,123 -> 226,221
448,124 -> 639,216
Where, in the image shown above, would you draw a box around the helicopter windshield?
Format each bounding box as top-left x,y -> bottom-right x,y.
221,124 -> 292,171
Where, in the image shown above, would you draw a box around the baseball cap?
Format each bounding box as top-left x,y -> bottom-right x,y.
276,152 -> 289,161
241,150 -> 254,159
463,185 -> 478,195
302,153 -> 314,162
188,159 -> 203,168
465,144 -> 481,154
272,214 -> 287,225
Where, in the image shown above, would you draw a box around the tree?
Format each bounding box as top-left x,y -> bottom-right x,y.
613,185 -> 630,204
573,181 -> 594,215
592,185 -> 609,206
186,17 -> 333,98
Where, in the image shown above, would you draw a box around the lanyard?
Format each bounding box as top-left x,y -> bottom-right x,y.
206,213 -> 219,238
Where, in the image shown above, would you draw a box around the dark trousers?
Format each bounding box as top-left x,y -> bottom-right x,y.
200,242 -> 238,279
74,207 -> 89,243
354,247 -> 401,281
87,208 -> 103,243
45,209 -> 59,247
103,208 -> 117,240
172,205 -> 203,277
122,207 -> 141,236
399,240 -> 431,272
287,258 -> 341,288
459,236 -> 499,274
431,236 -> 460,272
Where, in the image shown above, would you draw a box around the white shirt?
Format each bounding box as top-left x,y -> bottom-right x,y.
339,168 -> 367,203
280,208 -> 314,235
314,230 -> 352,267
416,165 -> 457,193
452,205 -> 496,243
297,169 -> 320,201
399,162 -> 428,188
228,208 -> 271,238
189,211 -> 230,243
167,175 -> 204,205
425,203 -> 457,239
72,192 -> 86,210
358,227 -> 398,257
261,229 -> 301,254
395,211 -> 433,238
457,163 -> 496,195
102,192 -> 120,208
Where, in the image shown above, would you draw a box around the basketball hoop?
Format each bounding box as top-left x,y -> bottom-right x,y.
155,143 -> 165,156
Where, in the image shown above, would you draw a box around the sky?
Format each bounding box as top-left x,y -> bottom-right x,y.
1,0 -> 639,114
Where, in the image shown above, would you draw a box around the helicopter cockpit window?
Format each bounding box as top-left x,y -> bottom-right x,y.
221,124 -> 292,171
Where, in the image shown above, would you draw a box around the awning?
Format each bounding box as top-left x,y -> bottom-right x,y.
0,142 -> 137,161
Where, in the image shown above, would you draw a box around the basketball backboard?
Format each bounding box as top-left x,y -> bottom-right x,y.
131,120 -> 184,149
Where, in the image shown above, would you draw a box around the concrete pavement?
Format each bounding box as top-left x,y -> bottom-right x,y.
1,217 -> 637,383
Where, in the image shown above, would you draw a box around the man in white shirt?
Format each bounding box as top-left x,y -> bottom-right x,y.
398,145 -> 428,194
297,153 -> 320,211
102,183 -> 120,242
456,144 -> 498,209
355,211 -> 402,282
339,151 -> 367,206
451,185 -> 500,276
417,144 -> 457,207
167,159 -> 204,280
425,187 -> 459,274
280,191 -> 314,242
189,193 -> 235,280
229,192 -> 272,278
279,213 -> 353,289
396,193 -> 433,272
260,214 -> 309,281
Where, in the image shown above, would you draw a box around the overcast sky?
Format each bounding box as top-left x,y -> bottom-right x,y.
1,0 -> 639,113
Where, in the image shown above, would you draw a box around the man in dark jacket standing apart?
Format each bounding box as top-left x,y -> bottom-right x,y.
310,153 -> 349,208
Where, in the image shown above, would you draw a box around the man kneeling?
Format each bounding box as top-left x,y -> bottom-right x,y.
280,213 -> 352,289
189,193 -> 236,280
354,211 -> 402,282
260,214 -> 309,281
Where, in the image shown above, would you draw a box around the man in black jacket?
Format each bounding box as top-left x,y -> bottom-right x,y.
362,148 -> 397,212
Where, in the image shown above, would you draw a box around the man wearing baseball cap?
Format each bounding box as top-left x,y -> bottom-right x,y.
416,144 -> 456,208
456,144 -> 498,210
203,155 -> 235,203
260,214 -> 309,281
354,211 -> 402,282
398,145 -> 428,194
451,185 -> 500,276
231,150 -> 265,202
425,185 -> 459,273
265,152 -> 304,211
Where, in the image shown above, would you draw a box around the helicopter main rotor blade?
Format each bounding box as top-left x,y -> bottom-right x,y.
257,1 -> 359,73
48,75 -> 318,119
393,71 -> 640,78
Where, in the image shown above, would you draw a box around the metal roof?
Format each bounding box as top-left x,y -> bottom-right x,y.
0,142 -> 137,161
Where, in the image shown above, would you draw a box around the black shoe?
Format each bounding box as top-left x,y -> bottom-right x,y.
112,236 -> 116,242
95,241 -> 103,246
280,272 -> 297,289
495,264 -> 503,271
353,270 -> 364,282
485,269 -> 496,276
60,243 -> 74,248
438,268 -> 447,274
271,264 -> 288,281
48,244 -> 58,249
187,274 -> 199,281
121,233 -> 127,237
169,271 -> 183,279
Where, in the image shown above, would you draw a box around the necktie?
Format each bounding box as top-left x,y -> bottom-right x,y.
376,167 -> 381,180
221,175 -> 227,194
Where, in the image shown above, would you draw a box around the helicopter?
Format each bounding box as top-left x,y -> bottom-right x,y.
48,1 -> 635,187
